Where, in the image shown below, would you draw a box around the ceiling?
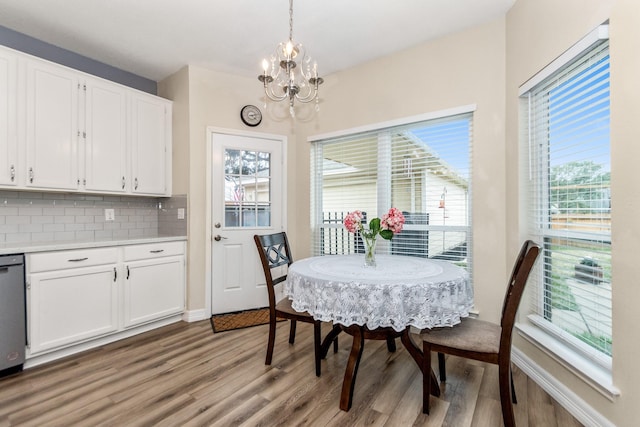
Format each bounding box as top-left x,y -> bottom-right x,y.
0,0 -> 516,82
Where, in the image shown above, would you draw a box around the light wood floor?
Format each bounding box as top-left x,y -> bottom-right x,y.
0,320 -> 584,426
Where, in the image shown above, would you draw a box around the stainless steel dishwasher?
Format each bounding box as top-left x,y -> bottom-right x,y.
0,254 -> 26,376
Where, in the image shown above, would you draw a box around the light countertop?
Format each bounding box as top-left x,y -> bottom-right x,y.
0,235 -> 187,255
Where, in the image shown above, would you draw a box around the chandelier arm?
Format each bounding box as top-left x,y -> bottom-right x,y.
294,87 -> 320,103
264,86 -> 288,102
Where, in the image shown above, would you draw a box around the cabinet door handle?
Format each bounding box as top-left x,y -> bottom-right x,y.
113,267 -> 117,282
10,165 -> 15,182
122,176 -> 126,189
126,265 -> 130,279
134,178 -> 139,190
29,167 -> 34,183
68,257 -> 89,262
150,249 -> 164,254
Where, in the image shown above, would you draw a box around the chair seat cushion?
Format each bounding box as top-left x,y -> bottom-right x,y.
418,318 -> 502,355
275,297 -> 314,319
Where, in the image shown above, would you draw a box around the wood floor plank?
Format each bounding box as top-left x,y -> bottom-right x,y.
470,396 -> 503,427
513,365 -> 531,426
383,374 -> 425,426
527,374 -> 557,427
440,358 -> 484,427
0,319 -> 585,426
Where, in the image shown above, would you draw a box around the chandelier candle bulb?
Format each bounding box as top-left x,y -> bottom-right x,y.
285,41 -> 294,58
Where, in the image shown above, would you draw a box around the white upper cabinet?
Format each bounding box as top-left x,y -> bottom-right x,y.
83,76 -> 128,193
0,46 -> 18,187
0,45 -> 172,196
25,57 -> 80,191
130,92 -> 172,196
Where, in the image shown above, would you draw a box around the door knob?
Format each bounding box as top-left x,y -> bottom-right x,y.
214,235 -> 227,241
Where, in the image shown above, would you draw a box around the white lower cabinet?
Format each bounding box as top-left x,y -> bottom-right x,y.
123,242 -> 185,328
29,262 -> 119,354
27,247 -> 119,354
26,241 -> 185,358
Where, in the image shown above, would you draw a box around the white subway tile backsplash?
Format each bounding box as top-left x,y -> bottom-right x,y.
32,216 -> 54,224
31,232 -> 55,242
104,222 -> 121,231
85,223 -> 104,231
95,230 -> 113,239
43,224 -> 65,232
75,231 -> 95,241
43,208 -> 65,216
0,207 -> 18,216
112,229 -> 129,239
6,215 -> 30,225
0,224 -> 20,234
64,207 -> 86,216
18,207 -> 44,216
54,216 -> 75,224
19,224 -> 43,233
54,231 -> 75,241
84,208 -> 103,216
129,229 -> 144,238
64,223 -> 85,232
75,216 -> 95,224
0,192 -> 186,243
6,233 -> 31,243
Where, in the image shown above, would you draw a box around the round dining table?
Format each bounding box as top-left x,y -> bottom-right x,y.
285,254 -> 474,411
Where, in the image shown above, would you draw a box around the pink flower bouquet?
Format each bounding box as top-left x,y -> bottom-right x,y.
343,208 -> 405,240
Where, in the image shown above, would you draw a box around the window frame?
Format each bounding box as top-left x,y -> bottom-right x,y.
308,105 -> 475,270
517,24 -> 619,398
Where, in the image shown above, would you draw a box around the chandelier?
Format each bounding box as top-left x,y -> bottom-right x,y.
258,0 -> 323,117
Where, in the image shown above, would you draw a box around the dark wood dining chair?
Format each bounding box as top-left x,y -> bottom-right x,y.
419,240 -> 540,427
254,232 -> 336,377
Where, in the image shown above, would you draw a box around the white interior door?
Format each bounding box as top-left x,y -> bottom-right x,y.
211,131 -> 285,314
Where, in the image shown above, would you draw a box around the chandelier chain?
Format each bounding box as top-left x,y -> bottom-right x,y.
289,0 -> 293,42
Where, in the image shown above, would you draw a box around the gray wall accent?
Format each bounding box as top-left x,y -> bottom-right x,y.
0,25 -> 157,94
0,191 -> 186,244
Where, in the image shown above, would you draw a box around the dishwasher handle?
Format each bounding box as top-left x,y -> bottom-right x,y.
0,254 -> 24,268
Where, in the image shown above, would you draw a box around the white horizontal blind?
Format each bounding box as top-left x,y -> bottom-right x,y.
522,38 -> 611,364
310,113 -> 472,272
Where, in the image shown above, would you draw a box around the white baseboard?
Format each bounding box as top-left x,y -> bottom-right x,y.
512,347 -> 615,427
182,308 -> 208,322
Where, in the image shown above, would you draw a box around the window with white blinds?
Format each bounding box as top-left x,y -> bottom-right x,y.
310,112 -> 473,273
521,30 -> 611,366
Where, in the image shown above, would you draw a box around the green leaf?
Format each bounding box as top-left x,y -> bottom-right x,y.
380,229 -> 393,240
368,218 -> 381,234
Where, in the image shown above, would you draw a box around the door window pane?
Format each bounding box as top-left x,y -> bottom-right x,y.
224,149 -> 272,228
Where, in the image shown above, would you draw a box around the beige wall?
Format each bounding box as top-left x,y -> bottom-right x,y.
507,0 -> 638,425
295,18 -> 508,322
159,66 -> 294,313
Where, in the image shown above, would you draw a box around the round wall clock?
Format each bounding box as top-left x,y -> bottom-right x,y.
240,105 -> 262,127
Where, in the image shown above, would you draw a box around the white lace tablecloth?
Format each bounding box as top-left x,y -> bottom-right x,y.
285,254 -> 473,332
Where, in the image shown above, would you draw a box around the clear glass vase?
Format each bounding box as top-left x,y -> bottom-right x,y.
363,234 -> 377,267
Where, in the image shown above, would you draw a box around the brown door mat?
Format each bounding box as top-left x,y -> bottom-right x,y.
210,307 -> 286,333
